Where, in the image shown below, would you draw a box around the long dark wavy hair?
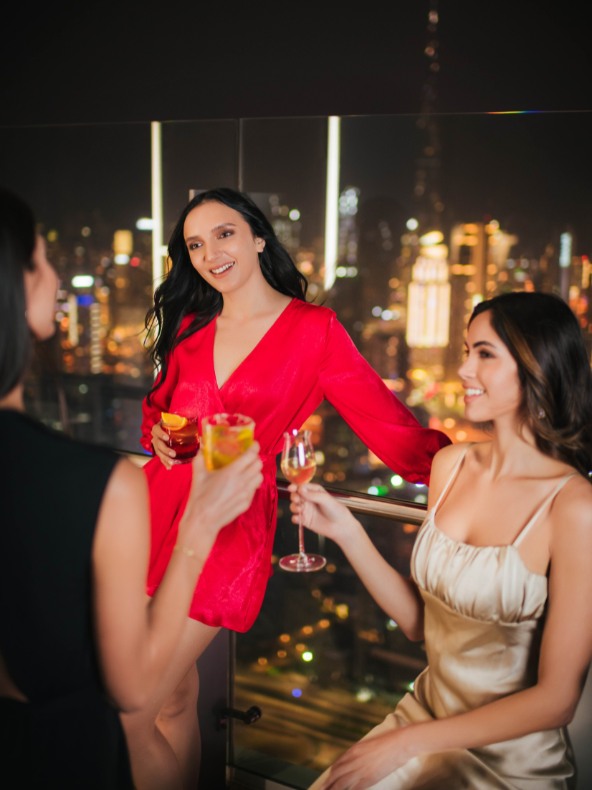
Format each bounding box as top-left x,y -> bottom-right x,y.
144,188 -> 309,403
470,291 -> 592,478
0,188 -> 36,398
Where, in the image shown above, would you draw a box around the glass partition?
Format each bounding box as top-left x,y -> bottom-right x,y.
0,113 -> 592,496
1,111 -> 590,490
160,119 -> 240,235
1,110 -> 591,788
0,123 -> 154,448
230,487 -> 426,788
230,486 -> 592,790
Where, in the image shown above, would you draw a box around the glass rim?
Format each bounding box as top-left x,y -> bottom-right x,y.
202,412 -> 254,427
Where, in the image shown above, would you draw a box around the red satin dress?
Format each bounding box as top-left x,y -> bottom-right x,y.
140,298 -> 451,632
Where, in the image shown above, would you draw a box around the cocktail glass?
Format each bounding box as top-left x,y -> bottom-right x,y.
201,413 -> 255,470
160,412 -> 200,463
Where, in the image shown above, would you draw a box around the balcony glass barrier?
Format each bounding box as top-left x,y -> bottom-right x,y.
1,109 -> 591,788
2,112 -> 591,503
229,482 -> 592,790
230,485 -> 427,789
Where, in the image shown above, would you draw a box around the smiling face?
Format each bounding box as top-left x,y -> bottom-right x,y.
458,310 -> 522,425
183,200 -> 265,294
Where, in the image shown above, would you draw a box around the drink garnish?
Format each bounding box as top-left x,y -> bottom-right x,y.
161,412 -> 188,430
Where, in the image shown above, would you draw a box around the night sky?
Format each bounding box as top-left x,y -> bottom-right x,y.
1,3 -> 590,255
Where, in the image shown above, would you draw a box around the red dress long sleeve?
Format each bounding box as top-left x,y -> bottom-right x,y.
141,298 -> 451,632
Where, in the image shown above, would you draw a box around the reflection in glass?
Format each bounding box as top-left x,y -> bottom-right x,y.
233,492 -> 426,787
1,111 -> 592,789
1,112 -> 590,478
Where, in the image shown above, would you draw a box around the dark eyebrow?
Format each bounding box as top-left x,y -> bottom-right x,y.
473,340 -> 498,350
185,222 -> 237,243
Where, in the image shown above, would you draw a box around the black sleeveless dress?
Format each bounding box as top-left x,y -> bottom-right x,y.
0,409 -> 133,788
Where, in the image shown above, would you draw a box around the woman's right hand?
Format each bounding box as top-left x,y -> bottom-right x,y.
289,483 -> 360,546
179,443 -> 264,559
151,421 -> 179,469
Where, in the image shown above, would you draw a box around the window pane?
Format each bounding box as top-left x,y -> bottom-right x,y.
232,490 -> 426,788
0,123 -> 154,450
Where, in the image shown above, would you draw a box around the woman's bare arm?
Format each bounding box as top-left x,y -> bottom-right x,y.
314,475 -> 592,790
91,445 -> 262,710
292,443 -> 464,641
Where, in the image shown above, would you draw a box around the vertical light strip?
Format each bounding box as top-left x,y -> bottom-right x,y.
324,116 -> 340,291
151,121 -> 164,291
150,121 -> 164,379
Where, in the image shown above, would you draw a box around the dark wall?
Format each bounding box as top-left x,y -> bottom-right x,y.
1,2 -> 590,126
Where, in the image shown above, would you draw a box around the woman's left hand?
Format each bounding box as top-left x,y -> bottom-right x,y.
317,728 -> 413,789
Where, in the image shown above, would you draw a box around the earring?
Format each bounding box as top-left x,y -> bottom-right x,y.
537,408 -> 545,419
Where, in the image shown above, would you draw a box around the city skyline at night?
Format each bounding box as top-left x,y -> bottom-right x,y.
2,6 -> 591,788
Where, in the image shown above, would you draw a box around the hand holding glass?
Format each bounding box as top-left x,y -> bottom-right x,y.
201,413 -> 255,470
279,429 -> 326,572
160,412 -> 200,463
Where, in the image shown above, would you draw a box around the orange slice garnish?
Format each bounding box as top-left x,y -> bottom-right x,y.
161,412 -> 188,430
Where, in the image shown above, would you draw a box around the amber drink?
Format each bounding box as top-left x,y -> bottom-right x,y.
201,413 -> 255,470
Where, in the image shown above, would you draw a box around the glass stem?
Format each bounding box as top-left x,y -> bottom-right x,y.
297,512 -> 306,557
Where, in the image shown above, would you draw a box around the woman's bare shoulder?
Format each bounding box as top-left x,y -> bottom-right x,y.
428,441 -> 489,498
92,457 -> 150,570
102,456 -> 149,510
432,440 -> 483,470
548,474 -> 592,591
552,472 -> 592,532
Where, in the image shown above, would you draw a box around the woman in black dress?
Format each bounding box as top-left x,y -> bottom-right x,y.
0,187 -> 263,788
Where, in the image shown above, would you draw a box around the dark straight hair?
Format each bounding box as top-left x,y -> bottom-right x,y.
0,188 -> 36,398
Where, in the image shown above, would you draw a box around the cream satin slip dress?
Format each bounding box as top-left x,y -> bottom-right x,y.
310,448 -> 577,789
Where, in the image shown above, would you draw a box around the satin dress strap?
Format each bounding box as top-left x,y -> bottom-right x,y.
431,445 -> 471,514
513,472 -> 579,547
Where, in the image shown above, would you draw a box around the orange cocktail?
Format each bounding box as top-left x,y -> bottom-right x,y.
201,413 -> 255,470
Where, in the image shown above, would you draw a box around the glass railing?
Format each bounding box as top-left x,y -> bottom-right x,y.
230,485 -> 427,789
5,111 -> 592,503
3,107 -> 591,788
227,482 -> 592,790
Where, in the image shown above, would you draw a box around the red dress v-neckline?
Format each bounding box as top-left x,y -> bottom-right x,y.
212,298 -> 295,390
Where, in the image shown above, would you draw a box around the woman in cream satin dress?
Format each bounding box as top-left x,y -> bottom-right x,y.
290,291 -> 592,789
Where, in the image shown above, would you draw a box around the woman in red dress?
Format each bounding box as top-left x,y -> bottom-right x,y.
122,188 -> 451,788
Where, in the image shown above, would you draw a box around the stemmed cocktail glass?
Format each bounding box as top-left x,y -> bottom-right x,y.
279,429 -> 326,572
